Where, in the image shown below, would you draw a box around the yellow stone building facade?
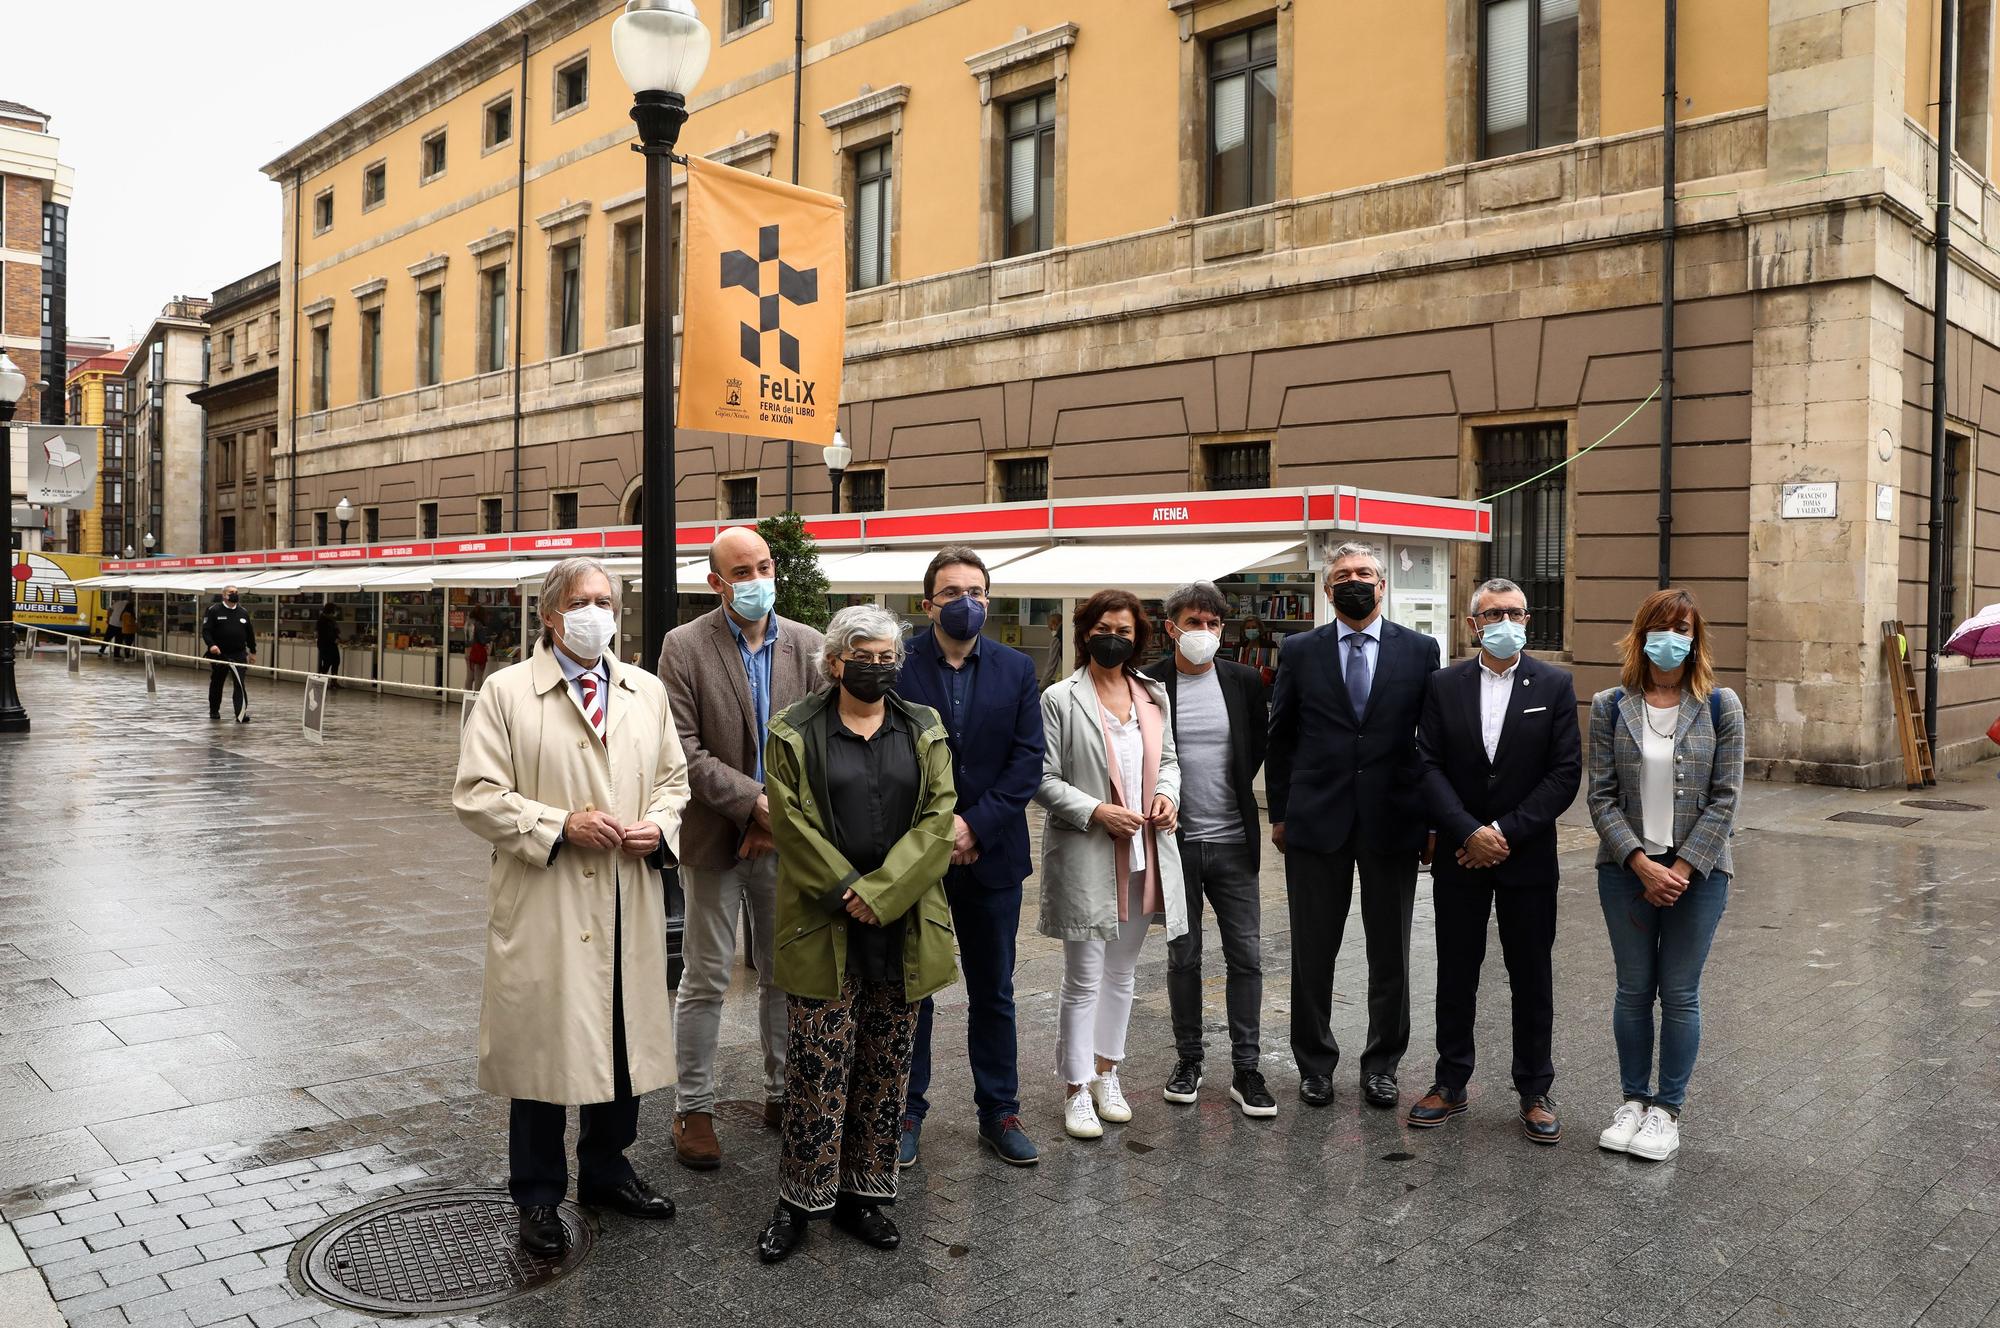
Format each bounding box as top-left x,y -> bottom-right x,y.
260,0 -> 1997,785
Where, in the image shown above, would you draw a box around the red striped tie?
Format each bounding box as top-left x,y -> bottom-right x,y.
579,671 -> 606,743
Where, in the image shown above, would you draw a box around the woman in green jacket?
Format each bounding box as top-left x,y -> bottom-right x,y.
756,604 -> 958,1265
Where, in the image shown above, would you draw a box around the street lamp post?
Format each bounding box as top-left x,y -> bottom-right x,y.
613,0 -> 710,674
335,496 -> 354,546
123,545 -> 135,560
143,532 -> 155,556
824,431 -> 852,517
0,351 -> 30,734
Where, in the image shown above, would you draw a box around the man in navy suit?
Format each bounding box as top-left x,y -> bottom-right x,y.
1267,542 -> 1441,1111
1409,577 -> 1580,1143
897,546 -> 1046,1167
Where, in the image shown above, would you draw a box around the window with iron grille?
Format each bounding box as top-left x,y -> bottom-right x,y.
844,468 -> 885,513
725,477 -> 758,521
1477,423 -> 1567,651
1204,442 -> 1270,491
363,507 -> 380,544
420,502 -> 438,539
481,497 -> 503,533
1942,432 -> 1972,640
997,456 -> 1048,504
314,511 -> 329,545
1480,0 -> 1579,159
552,492 -> 579,530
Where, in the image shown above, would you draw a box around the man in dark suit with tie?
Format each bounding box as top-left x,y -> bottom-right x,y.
1409,577 -> 1581,1142
897,546 -> 1047,1167
1267,542 -> 1441,1111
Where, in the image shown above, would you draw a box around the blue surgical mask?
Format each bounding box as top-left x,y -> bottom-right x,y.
937,595 -> 986,642
1479,620 -> 1526,660
1644,630 -> 1693,670
729,576 -> 776,621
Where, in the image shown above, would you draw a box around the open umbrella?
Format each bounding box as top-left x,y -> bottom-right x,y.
1943,602 -> 2000,659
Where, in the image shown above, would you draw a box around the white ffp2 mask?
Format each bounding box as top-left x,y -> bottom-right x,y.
560,605 -> 616,660
1176,629 -> 1221,667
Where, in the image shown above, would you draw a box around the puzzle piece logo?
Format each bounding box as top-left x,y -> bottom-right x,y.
719,224 -> 818,373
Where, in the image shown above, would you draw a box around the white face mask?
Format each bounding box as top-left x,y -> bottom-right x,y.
1176,628 -> 1221,667
559,605 -> 615,660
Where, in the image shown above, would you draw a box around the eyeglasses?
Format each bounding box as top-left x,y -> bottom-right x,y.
843,651 -> 898,666
1475,608 -> 1529,624
930,587 -> 988,604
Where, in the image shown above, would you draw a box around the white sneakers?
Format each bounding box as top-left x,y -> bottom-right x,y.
1064,1085 -> 1103,1139
1090,1069 -> 1133,1124
1599,1101 -> 1680,1161
1597,1099 -> 1647,1152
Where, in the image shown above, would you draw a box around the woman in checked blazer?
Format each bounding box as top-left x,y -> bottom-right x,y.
1586,587 -> 1743,1165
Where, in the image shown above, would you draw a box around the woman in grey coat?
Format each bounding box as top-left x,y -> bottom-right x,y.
1587,586 -> 1743,1165
1036,590 -> 1188,1142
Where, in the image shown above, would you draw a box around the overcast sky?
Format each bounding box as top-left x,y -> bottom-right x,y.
13,0 -> 523,346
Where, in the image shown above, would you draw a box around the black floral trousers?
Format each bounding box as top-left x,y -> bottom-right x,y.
778,977 -> 919,1216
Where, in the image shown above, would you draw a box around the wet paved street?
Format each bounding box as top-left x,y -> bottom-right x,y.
2,655 -> 1999,1327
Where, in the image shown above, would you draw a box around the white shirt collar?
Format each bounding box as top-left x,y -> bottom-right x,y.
1477,653 -> 1521,681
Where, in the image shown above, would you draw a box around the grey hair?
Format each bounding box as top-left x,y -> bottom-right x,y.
1162,580 -> 1230,622
1324,541 -> 1387,583
816,604 -> 907,684
537,556 -> 619,646
1468,576 -> 1524,618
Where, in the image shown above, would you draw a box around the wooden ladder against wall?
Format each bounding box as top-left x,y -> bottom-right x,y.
1882,620 -> 1937,790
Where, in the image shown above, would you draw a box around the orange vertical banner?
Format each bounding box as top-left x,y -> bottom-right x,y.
677,156 -> 846,447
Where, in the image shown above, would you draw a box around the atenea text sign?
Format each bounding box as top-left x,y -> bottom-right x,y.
678,156 -> 846,447
1781,482 -> 1837,519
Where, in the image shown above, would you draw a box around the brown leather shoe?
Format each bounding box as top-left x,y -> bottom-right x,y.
1519,1095 -> 1562,1145
1404,1085 -> 1468,1128
674,1111 -> 722,1170
763,1099 -> 784,1130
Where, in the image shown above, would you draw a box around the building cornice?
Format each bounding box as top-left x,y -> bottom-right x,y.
303,297 -> 336,320
406,254 -> 451,279
350,277 -> 389,301
535,200 -> 594,231
965,23 -> 1078,92
466,229 -> 517,257
704,131 -> 781,168
819,85 -> 911,131
259,0 -> 617,182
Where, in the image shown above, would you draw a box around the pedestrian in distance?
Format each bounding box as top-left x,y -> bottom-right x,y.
1042,609 -> 1066,688
201,585 -> 257,723
754,605 -> 957,1265
656,524 -> 825,1170
1156,580 -> 1275,1118
465,604 -> 493,691
117,601 -> 137,661
1409,577 -> 1581,1143
1587,587 -> 1743,1163
453,556 -> 690,1258
896,547 -> 1046,1169
1266,541 -> 1441,1111
1036,590 -> 1186,1141
316,601 -> 341,686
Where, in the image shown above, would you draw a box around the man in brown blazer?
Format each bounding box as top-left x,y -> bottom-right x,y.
657,524 -> 825,1169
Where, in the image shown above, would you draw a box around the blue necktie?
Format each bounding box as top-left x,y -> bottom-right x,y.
1346,633 -> 1371,717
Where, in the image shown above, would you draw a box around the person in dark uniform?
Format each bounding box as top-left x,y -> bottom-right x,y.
316,602 -> 341,685
202,586 -> 258,722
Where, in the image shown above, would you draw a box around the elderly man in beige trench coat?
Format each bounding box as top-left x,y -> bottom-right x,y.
454,556 -> 690,1257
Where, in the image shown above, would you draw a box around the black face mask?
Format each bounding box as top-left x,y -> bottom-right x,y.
839,662 -> 898,704
223,596 -> 238,607
1331,581 -> 1378,620
1086,634 -> 1136,670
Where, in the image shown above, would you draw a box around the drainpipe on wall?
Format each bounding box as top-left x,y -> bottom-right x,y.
784,0 -> 805,513
288,168 -> 301,547
1926,0 -> 1958,752
511,30 -> 530,533
1656,0 -> 1677,588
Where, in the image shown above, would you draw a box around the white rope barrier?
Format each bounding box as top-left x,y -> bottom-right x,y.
16,622 -> 477,704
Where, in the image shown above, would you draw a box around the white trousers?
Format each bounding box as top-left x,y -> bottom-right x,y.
1057,875 -> 1152,1086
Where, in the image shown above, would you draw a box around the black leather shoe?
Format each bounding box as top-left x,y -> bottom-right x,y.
832,1202 -> 900,1251
517,1204 -> 564,1257
1363,1074 -> 1399,1109
578,1176 -> 675,1220
757,1204 -> 808,1264
1298,1074 -> 1335,1108
1405,1085 -> 1468,1128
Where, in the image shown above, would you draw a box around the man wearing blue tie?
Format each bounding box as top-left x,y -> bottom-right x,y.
1266,542 -> 1441,1112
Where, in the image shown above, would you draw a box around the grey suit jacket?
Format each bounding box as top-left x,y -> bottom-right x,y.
1586,686 -> 1744,877
657,606 -> 825,871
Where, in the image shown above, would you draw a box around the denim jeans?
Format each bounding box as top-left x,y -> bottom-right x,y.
1165,840 -> 1263,1069
1596,857 -> 1730,1112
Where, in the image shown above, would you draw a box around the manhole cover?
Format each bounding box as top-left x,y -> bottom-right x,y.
1901,799 -> 1987,812
714,1098 -> 771,1130
1827,811 -> 1923,828
290,1188 -> 591,1316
